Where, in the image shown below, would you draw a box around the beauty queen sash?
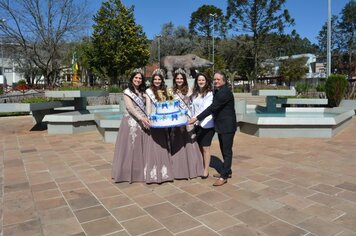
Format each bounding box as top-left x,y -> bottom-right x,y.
175,92 -> 192,118
145,88 -> 157,104
124,88 -> 147,116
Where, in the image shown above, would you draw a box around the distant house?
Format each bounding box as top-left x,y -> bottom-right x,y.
0,57 -> 25,86
262,54 -> 326,79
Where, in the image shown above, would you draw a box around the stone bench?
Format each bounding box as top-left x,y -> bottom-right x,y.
43,105 -> 121,135
276,98 -> 328,107
95,118 -> 121,143
0,101 -> 73,125
43,110 -> 96,134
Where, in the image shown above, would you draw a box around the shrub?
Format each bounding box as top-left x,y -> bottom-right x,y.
295,82 -> 309,94
316,83 -> 325,92
57,86 -> 103,91
325,74 -> 348,107
15,80 -> 29,94
21,97 -> 59,103
17,79 -> 27,85
0,87 -> 3,95
108,85 -> 123,93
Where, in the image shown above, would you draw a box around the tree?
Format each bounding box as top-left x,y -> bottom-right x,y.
91,0 -> 150,84
227,0 -> 294,85
266,31 -> 318,57
189,5 -> 226,60
279,57 -> 308,86
338,0 -> 355,79
150,22 -> 200,64
218,35 -> 254,79
317,15 -> 339,54
189,5 -> 226,37
0,0 -> 89,85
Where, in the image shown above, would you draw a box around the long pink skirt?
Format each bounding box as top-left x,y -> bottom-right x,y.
112,115 -> 147,183
170,126 -> 204,179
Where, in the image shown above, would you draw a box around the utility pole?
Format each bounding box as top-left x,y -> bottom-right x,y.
209,13 -> 217,73
157,35 -> 161,69
0,19 -> 6,90
326,0 -> 331,77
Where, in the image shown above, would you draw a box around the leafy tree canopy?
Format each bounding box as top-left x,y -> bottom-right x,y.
227,0 -> 294,83
189,5 -> 226,38
279,57 -> 308,84
91,0 -> 149,84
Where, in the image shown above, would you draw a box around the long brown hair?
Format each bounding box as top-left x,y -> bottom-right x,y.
150,73 -> 168,101
192,73 -> 213,98
173,71 -> 188,95
128,71 -> 146,95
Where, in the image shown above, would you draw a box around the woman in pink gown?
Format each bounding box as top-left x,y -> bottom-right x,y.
170,68 -> 204,179
112,70 -> 150,183
144,69 -> 174,183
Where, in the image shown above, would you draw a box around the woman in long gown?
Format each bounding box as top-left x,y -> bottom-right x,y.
191,73 -> 215,178
112,70 -> 150,183
170,68 -> 204,179
144,69 -> 174,183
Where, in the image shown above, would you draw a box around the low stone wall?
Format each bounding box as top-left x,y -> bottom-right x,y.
87,93 -> 123,105
0,91 -> 44,103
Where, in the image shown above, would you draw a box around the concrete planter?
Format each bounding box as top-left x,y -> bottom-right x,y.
339,100 -> 356,114
252,89 -> 296,97
0,101 -> 73,124
45,90 -> 108,98
45,90 -> 109,110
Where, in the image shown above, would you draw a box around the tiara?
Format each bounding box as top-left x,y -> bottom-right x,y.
133,68 -> 144,74
174,68 -> 186,75
152,68 -> 165,77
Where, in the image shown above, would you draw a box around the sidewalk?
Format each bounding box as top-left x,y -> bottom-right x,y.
1,115 -> 356,236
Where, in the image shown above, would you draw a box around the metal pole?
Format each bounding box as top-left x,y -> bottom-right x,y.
326,0 -> 331,77
212,17 -> 215,73
0,19 -> 5,90
1,36 -> 3,77
209,13 -> 217,73
157,35 -> 161,69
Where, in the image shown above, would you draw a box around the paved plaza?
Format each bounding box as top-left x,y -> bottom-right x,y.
1,115 -> 356,236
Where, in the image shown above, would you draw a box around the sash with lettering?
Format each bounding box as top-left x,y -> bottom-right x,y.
145,88 -> 157,104
124,88 -> 147,116
175,92 -> 195,133
174,92 -> 192,118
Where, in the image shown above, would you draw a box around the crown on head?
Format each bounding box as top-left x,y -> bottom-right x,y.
174,68 -> 186,75
152,68 -> 165,77
133,68 -> 144,74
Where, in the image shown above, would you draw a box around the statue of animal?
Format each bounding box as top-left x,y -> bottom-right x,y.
161,54 -> 213,80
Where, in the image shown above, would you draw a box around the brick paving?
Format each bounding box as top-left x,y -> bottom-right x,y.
1,115 -> 356,236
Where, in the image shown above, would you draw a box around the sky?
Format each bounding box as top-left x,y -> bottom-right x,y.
88,0 -> 351,44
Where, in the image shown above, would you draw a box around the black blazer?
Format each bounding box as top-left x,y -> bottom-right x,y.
197,84 -> 237,134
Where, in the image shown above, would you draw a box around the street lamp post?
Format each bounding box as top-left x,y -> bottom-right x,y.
0,18 -> 6,90
326,0 -> 331,77
209,13 -> 217,73
157,35 -> 161,69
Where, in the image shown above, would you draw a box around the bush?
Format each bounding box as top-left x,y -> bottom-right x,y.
0,87 -> 3,95
108,85 -> 123,93
316,83 -> 325,92
233,85 -> 243,93
325,74 -> 348,107
295,82 -> 309,94
57,86 -> 103,91
17,79 -> 27,85
21,97 -> 59,103
15,80 -> 29,93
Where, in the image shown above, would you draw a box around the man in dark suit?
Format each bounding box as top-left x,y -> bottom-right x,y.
189,71 -> 236,186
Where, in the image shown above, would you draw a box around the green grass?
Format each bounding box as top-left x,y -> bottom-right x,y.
20,97 -> 60,103
0,112 -> 30,117
57,86 -> 104,91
